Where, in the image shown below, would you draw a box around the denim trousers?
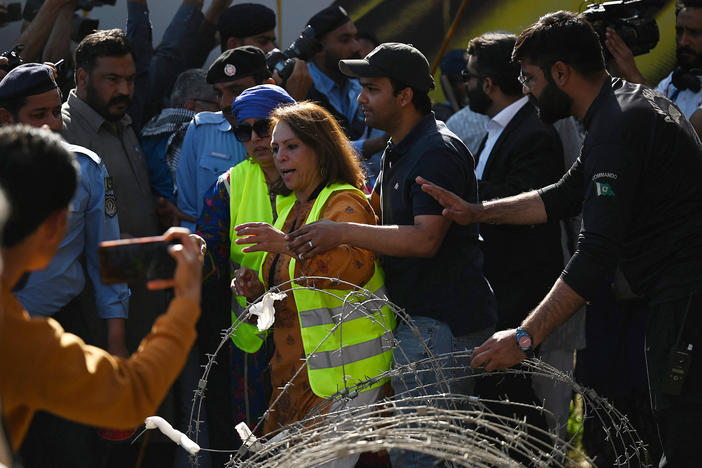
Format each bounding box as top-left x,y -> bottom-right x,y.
390,316 -> 493,467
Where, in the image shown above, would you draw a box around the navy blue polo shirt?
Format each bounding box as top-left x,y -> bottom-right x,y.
376,113 -> 497,335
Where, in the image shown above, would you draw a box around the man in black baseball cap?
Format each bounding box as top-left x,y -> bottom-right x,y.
288,42 -> 497,467
218,3 -> 277,54
297,5 -> 388,159
338,42 -> 435,94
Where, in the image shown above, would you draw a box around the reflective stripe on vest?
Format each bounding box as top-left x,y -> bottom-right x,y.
297,286 -> 391,328
264,183 -> 396,397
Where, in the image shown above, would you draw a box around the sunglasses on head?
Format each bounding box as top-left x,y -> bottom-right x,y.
234,119 -> 271,142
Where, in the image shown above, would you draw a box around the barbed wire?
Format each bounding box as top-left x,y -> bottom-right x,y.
181,276 -> 651,467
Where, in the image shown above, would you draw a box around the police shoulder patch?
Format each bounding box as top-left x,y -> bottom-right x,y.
105,194 -> 117,218
104,176 -> 117,217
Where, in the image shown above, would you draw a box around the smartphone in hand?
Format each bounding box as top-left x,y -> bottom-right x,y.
99,236 -> 177,284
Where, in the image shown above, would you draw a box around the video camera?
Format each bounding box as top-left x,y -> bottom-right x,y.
0,44 -> 23,73
266,25 -> 322,84
583,0 -> 665,57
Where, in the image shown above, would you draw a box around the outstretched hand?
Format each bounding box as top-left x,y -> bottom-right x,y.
234,222 -> 291,256
415,176 -> 478,225
470,329 -> 526,371
285,219 -> 343,259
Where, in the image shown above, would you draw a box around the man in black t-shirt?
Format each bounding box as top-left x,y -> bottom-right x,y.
419,11 -> 702,466
287,42 -> 497,467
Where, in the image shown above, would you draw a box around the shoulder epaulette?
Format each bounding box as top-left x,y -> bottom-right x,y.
65,143 -> 101,165
193,111 -> 226,126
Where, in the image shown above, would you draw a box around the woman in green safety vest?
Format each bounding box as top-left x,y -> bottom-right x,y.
233,102 -> 395,460
195,84 -> 295,437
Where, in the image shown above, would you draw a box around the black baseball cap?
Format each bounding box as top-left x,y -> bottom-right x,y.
206,46 -> 269,84
339,42 -> 435,93
307,5 -> 350,39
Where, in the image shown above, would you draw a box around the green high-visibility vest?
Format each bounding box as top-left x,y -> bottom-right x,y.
227,159 -> 293,352
261,183 -> 396,398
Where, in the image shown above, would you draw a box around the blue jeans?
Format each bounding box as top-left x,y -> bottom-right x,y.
390,316 -> 493,467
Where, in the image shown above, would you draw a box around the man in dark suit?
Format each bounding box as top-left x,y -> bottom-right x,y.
464,32 -> 566,449
466,32 -> 565,330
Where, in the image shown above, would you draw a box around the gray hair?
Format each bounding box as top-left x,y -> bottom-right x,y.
169,69 -> 217,108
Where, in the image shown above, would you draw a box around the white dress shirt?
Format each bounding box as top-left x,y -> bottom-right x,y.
475,96 -> 529,180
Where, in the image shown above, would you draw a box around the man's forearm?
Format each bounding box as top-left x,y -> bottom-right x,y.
478,190 -> 548,225
521,278 -> 585,346
204,0 -> 230,24
106,318 -> 128,358
42,2 -> 73,63
16,0 -> 69,62
341,222 -> 442,258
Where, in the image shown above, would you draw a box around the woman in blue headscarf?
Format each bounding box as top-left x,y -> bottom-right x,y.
195,84 -> 295,435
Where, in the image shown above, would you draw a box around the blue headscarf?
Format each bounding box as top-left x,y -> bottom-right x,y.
231,84 -> 295,122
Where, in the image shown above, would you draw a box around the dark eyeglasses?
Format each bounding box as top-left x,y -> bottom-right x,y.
460,68 -> 485,82
518,73 -> 535,91
234,119 -> 271,142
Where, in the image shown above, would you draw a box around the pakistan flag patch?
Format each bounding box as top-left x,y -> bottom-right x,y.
595,181 -> 615,197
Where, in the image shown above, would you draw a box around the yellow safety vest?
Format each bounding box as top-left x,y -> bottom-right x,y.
227,159 -> 293,352
261,183 -> 396,398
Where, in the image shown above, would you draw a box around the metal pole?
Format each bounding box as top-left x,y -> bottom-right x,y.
430,0 -> 469,75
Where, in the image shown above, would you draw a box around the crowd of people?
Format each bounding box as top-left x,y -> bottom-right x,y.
1,1 -> 702,467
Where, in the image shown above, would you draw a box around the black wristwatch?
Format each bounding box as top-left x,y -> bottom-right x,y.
515,327 -> 534,358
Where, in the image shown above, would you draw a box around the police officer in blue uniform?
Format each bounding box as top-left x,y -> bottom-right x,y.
0,63 -> 130,467
176,46 -> 274,230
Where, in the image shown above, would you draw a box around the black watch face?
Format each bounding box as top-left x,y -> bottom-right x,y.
518,334 -> 532,350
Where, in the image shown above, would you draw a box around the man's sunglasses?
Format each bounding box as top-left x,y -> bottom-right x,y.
460,68 -> 486,82
234,119 -> 272,142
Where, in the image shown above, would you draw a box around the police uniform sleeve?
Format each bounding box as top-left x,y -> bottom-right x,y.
84,161 -> 129,320
176,122 -> 200,232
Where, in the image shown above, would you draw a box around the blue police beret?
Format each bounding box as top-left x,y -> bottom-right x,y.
0,63 -> 57,102
207,46 -> 269,84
